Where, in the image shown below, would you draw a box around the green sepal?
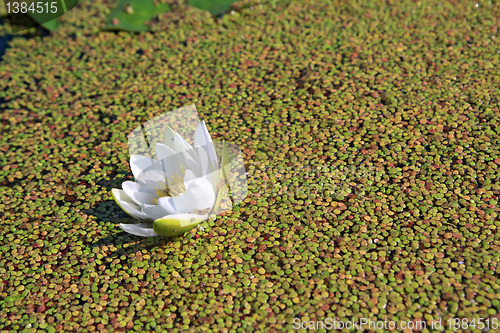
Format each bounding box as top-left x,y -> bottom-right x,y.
153,214 -> 207,237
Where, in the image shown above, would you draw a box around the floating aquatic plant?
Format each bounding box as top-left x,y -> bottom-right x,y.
112,105 -> 247,237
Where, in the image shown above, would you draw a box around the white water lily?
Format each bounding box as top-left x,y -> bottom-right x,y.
112,117 -> 240,237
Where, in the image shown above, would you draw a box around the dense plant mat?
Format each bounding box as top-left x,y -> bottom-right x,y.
0,0 -> 499,331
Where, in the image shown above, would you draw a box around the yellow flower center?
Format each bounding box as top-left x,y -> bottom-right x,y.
152,167 -> 186,203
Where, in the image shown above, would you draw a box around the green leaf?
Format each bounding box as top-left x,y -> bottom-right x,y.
27,0 -> 79,31
104,0 -> 170,32
188,0 -> 238,15
39,18 -> 59,31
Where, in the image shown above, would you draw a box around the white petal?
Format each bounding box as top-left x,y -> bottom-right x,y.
163,126 -> 177,150
174,133 -> 193,152
155,142 -> 176,160
194,121 -> 212,146
122,181 -> 141,205
133,191 -> 157,205
156,177 -> 215,214
164,126 -> 193,152
186,178 -> 216,211
156,142 -> 193,184
116,201 -> 149,220
137,170 -> 167,189
197,147 -> 210,175
183,169 -> 197,188
119,223 -> 159,237
112,188 -> 135,205
173,178 -> 215,213
183,149 -> 202,177
130,155 -> 160,180
157,145 -> 188,172
142,203 -> 173,220
111,189 -> 150,220
194,121 -> 218,169
157,196 -> 178,214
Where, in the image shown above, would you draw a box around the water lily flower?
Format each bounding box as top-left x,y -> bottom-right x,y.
112,106 -> 247,237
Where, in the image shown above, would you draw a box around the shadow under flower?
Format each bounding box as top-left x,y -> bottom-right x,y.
82,175 -> 185,262
84,201 -> 186,255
